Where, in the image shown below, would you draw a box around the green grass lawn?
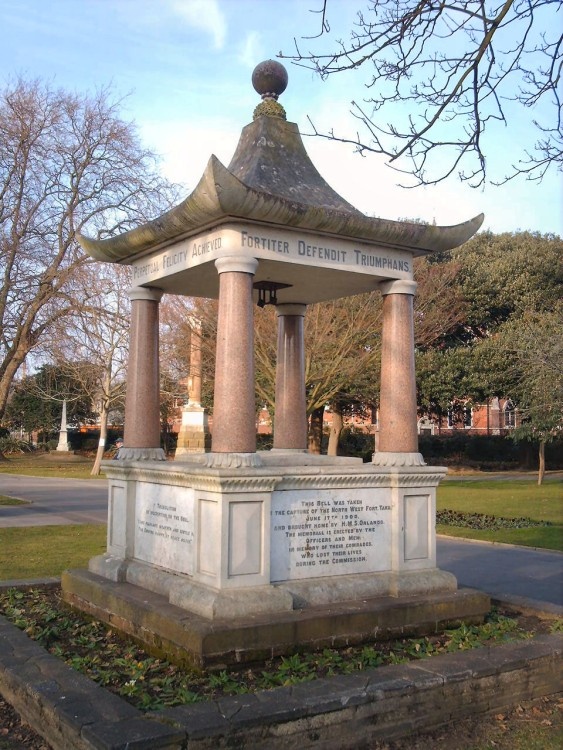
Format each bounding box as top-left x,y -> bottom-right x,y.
0,495 -> 27,505
437,480 -> 563,551
0,455 -> 101,479
0,525 -> 107,579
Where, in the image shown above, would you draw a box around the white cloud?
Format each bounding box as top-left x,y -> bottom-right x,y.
170,0 -> 227,49
238,30 -> 263,69
139,117 -> 240,191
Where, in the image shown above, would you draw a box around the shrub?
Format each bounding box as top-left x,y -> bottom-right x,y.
0,437 -> 35,454
256,433 -> 274,451
338,428 -> 374,461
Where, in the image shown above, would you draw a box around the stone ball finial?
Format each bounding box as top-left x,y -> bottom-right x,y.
252,60 -> 288,101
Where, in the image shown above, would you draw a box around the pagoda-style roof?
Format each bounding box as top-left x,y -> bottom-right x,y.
78,63 -> 483,267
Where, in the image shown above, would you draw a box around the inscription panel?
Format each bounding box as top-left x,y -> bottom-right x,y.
132,225 -> 412,285
134,483 -> 194,575
270,488 -> 392,582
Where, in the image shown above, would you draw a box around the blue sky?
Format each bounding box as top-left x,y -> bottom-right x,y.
1,0 -> 561,236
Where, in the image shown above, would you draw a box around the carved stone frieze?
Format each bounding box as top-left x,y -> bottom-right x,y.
275,474 -> 392,491
200,452 -> 263,468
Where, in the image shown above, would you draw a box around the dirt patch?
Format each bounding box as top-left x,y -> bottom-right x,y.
0,698 -> 51,749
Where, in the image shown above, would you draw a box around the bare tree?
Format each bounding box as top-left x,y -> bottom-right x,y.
0,77 -> 177,445
283,0 -> 562,186
48,264 -> 131,475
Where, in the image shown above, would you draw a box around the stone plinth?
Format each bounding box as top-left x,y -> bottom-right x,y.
61,455 -> 490,666
62,569 -> 489,669
175,405 -> 211,456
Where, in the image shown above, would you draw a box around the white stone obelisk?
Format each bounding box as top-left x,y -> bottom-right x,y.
56,400 -> 70,452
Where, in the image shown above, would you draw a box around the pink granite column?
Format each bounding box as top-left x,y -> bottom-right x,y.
374,279 -> 424,466
273,304 -> 308,451
120,286 -> 165,461
211,256 -> 258,455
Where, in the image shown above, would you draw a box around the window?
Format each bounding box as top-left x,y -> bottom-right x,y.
503,399 -> 516,428
447,403 -> 472,428
463,406 -> 473,428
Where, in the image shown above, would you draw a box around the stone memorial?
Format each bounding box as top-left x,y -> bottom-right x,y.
55,400 -> 70,453
175,317 -> 211,456
62,61 -> 489,667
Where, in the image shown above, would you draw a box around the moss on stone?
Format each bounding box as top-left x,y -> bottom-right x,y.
253,99 -> 287,120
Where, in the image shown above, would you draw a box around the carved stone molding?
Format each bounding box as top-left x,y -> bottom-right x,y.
200,452 -> 263,468
102,464 -> 280,493
115,447 -> 166,461
372,451 -> 427,467
397,472 -> 448,486
275,474 -> 392,491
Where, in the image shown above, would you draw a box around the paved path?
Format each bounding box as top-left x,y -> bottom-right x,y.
1,473 -> 561,608
437,535 -> 562,608
0,474 -> 107,526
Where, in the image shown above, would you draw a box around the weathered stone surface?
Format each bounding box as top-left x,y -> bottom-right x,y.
62,569 -> 490,668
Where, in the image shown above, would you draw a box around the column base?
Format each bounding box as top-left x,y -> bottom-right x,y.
372,451 -> 426,467
270,447 -> 309,454
116,447 -> 166,461
201,452 -> 263,468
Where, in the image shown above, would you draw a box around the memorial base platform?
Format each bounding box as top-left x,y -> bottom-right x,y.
61,454 -> 490,668
62,568 -> 490,669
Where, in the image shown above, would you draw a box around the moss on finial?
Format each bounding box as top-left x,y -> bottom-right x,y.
253,99 -> 287,120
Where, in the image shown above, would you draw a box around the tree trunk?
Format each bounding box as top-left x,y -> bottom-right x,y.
308,406 -> 325,454
537,440 -> 546,486
327,405 -> 343,456
91,403 -> 109,476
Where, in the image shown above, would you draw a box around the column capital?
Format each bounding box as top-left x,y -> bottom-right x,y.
275,303 -> 307,318
379,279 -> 417,297
128,286 -> 163,302
215,256 -> 259,275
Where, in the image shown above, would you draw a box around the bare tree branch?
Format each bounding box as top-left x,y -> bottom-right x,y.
281,0 -> 563,186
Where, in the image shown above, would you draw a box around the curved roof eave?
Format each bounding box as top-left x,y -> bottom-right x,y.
77,155 -> 484,264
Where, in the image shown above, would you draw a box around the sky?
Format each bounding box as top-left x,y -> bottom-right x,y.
0,0 -> 561,237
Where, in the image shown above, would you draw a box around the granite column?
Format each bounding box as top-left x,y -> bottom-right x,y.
120,286 -> 165,461
374,279 -> 424,466
211,256 -> 258,454
273,304 -> 308,451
